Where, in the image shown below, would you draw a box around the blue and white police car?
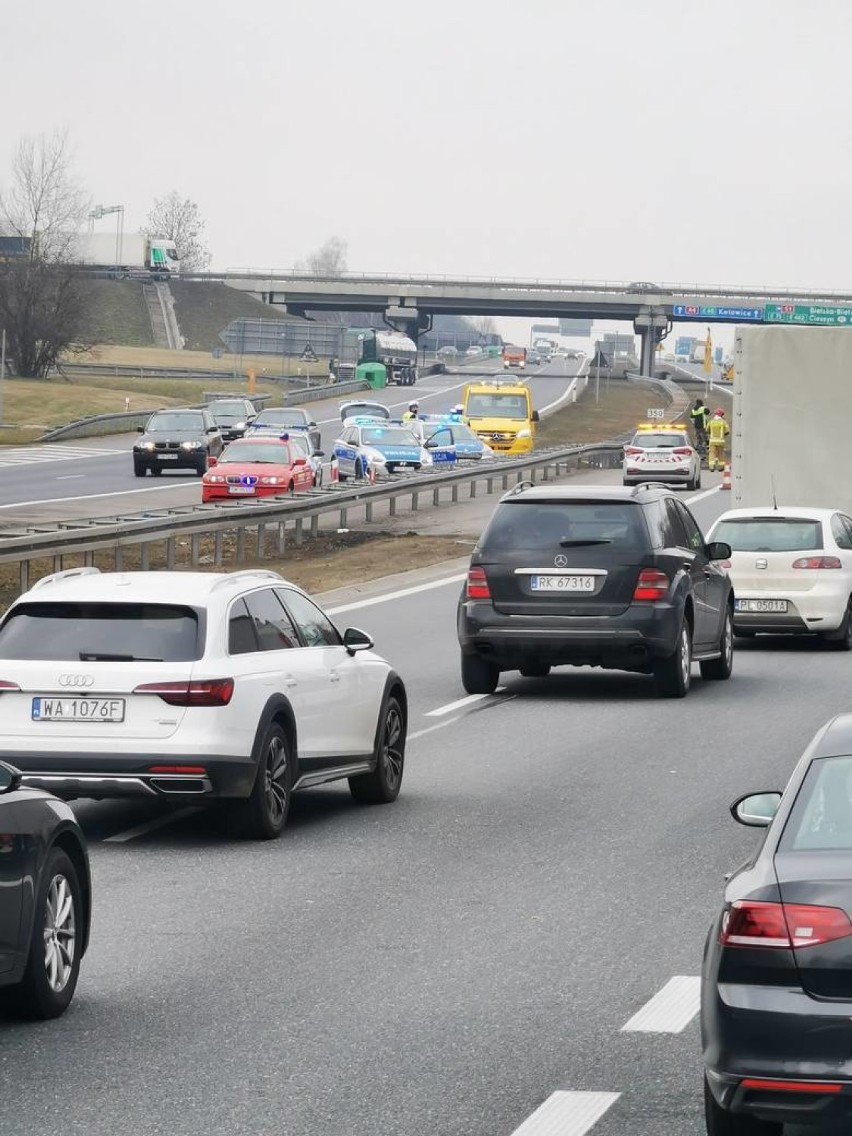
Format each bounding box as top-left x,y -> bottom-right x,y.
332,418 -> 433,479
420,416 -> 495,461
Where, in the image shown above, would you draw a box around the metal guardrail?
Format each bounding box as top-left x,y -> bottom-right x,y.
0,443 -> 623,598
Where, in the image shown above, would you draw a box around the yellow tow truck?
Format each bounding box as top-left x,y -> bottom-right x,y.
462,379 -> 539,455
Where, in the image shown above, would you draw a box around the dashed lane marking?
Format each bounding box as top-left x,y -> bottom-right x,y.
425,689 -> 507,717
621,975 -> 701,1033
325,573 -> 466,616
103,806 -> 203,844
508,1091 -> 621,1136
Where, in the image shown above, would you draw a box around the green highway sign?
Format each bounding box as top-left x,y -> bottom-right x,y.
765,303 -> 852,326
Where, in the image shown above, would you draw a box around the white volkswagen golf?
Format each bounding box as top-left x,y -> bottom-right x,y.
707,506 -> 852,648
0,568 -> 407,839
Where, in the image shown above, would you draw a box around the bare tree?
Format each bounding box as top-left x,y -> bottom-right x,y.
0,131 -> 92,378
469,316 -> 497,339
295,236 -> 348,276
143,191 -> 211,272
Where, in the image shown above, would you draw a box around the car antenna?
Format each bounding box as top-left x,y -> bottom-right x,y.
771,475 -> 778,512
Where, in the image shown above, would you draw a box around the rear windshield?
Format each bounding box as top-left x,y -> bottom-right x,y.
210,402 -> 247,416
466,395 -> 529,419
780,756 -> 852,851
631,432 -> 689,448
0,603 -> 202,661
479,501 -> 648,551
256,410 -> 308,427
713,518 -> 823,552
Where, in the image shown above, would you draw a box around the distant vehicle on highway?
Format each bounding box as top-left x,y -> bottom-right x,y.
707,506 -> 852,648
465,345 -> 484,358
247,407 -> 321,450
201,437 -> 314,502
287,431 -> 326,487
207,398 -> 258,441
0,761 -> 91,1019
423,421 -> 494,461
526,349 -> 542,366
702,715 -> 852,1134
338,399 -> 391,425
623,424 -> 702,490
462,380 -> 539,455
74,231 -> 179,280
133,408 -> 224,477
458,483 -> 733,698
502,344 -> 527,369
628,281 -> 665,293
0,567 -> 408,840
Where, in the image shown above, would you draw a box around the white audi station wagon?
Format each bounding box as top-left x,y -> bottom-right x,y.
0,568 -> 407,839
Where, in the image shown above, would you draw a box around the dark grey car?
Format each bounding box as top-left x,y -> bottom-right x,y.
248,408 -> 321,450
207,398 -> 257,441
702,715 -> 852,1134
0,762 -> 91,1019
457,484 -> 733,698
133,408 -> 224,476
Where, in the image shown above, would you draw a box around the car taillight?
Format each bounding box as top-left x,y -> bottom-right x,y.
721,900 -> 852,949
740,1079 -> 843,1094
672,447 -> 693,455
466,566 -> 491,600
148,764 -> 208,775
133,679 -> 235,706
623,446 -> 642,455
792,556 -> 842,569
632,569 -> 669,601
0,680 -> 20,692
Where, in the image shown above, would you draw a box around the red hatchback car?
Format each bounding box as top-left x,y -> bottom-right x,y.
201,438 -> 314,503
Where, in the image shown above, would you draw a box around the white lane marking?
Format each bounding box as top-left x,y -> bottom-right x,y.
0,482 -> 191,510
0,444 -> 117,467
621,975 -> 701,1033
539,375 -> 581,415
408,716 -> 461,740
103,806 -> 203,844
315,378 -> 474,428
684,485 -> 721,505
509,1091 -> 620,1136
425,689 -> 506,717
56,474 -> 85,480
326,572 -> 466,615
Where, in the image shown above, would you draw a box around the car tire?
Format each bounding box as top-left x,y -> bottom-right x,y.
9,848 -> 83,1020
195,455 -> 208,477
354,459 -> 365,480
133,460 -> 146,477
226,723 -> 291,840
385,463 -> 397,474
520,663 -> 550,678
349,694 -> 406,805
461,653 -> 500,695
700,606 -> 733,680
338,471 -> 348,482
150,465 -> 163,477
703,1075 -> 781,1135
822,599 -> 852,651
654,618 -> 692,698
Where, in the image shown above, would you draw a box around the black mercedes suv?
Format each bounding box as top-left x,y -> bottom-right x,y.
457,483 -> 734,698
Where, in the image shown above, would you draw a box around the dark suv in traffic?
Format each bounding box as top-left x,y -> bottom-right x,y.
457,484 -> 734,698
133,408 -> 224,477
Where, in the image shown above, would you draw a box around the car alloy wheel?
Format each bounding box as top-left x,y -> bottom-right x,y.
263,734 -> 289,829
700,607 -> 734,680
44,873 -> 77,994
349,694 -> 406,804
654,619 -> 692,698
227,724 -> 291,840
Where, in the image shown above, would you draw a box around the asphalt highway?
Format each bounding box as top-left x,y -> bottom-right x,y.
0,358 -> 585,524
1,473 -> 841,1136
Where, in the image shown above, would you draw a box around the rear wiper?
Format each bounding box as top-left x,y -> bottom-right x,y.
558,538 -> 612,546
78,652 -> 163,662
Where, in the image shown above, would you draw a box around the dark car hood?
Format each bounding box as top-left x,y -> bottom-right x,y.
138,430 -> 209,443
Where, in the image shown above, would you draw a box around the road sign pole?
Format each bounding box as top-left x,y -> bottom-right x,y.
0,328 -> 5,425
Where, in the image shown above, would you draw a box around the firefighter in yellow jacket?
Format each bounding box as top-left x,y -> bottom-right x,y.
707,407 -> 730,472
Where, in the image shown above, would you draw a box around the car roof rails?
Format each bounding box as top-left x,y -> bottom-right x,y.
506,480 -> 536,496
210,569 -> 284,591
29,566 -> 102,592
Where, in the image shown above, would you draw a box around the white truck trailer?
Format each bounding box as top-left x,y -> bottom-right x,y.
733,325 -> 852,509
74,233 -> 179,279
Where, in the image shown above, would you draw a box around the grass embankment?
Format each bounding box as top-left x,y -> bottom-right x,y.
81,281 -> 156,347
536,380 -> 673,448
75,344 -> 329,379
0,533 -> 468,614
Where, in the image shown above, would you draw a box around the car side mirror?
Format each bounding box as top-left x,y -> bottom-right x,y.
706,541 -> 732,561
309,421 -> 317,427
730,791 -> 782,827
314,450 -> 325,458
343,627 -> 374,655
136,426 -> 145,434
532,410 -> 540,423
0,761 -> 22,795
207,426 -> 219,434
294,457 -> 308,466
208,455 -> 218,467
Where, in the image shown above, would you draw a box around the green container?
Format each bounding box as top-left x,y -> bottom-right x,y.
357,362 -> 387,389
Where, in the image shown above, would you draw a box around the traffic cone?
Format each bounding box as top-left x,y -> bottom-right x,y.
330,456 -> 339,483
367,464 -> 377,484
721,463 -> 732,490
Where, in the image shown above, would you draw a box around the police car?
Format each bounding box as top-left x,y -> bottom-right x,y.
332,419 -> 433,480
420,416 -> 495,461
338,400 -> 391,424
622,423 -> 702,490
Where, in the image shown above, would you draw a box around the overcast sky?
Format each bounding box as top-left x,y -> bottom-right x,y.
3,0 -> 849,349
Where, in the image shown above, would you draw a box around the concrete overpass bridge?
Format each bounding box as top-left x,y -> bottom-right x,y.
196,271 -> 852,374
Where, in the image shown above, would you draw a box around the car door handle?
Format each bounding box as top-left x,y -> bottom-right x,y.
329,670 -> 341,683
283,674 -> 297,688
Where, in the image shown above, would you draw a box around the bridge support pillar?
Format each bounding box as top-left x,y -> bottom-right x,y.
384,305 -> 432,345
634,309 -> 671,376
